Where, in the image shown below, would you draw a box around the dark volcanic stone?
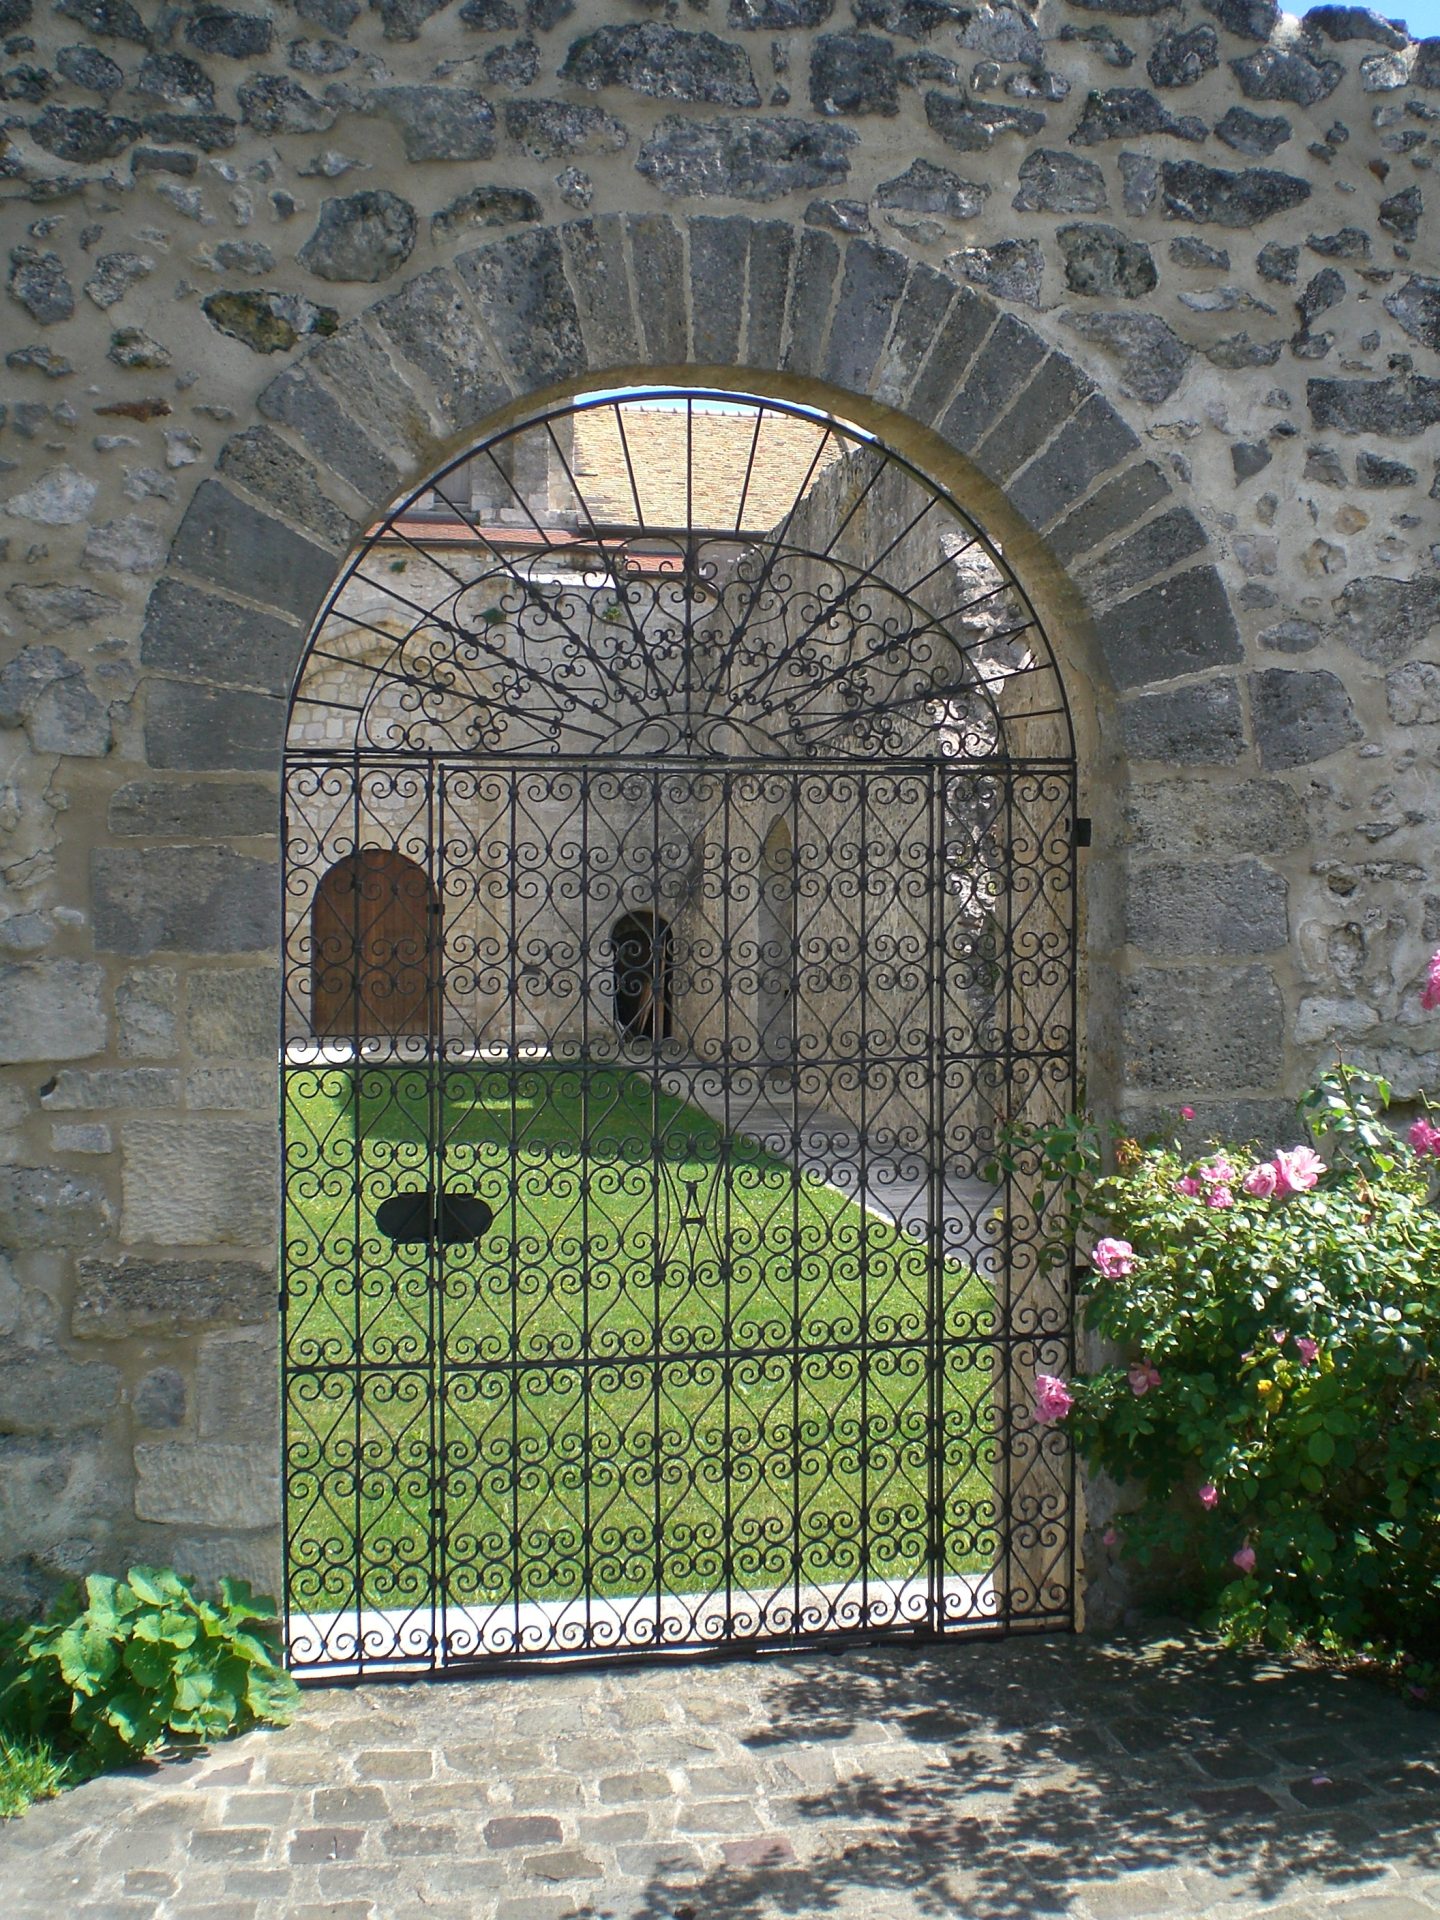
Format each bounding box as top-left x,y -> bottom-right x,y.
1213,104 -> 1290,154
1231,44 -> 1342,105
925,89 -> 1045,150
1231,439 -> 1272,478
1159,159 -> 1311,225
852,0 -> 962,33
1250,667 -> 1362,767
805,196 -> 872,231
30,102 -> 140,160
375,0 -> 451,38
1202,0 -> 1278,37
1059,221 -> 1157,297
288,36 -> 360,74
1297,265 -> 1344,325
7,246 -> 74,324
1070,86 -> 1206,144
1101,568 -> 1242,687
877,156 -> 987,216
1303,5 -> 1407,48
1120,679 -> 1245,764
133,51 -> 214,105
1409,37 -> 1440,86
1012,146 -> 1107,212
430,183 -> 542,238
217,426 -> 356,546
56,45 -> 123,91
238,74 -> 337,135
503,98 -> 627,157
139,111 -> 237,150
636,115 -> 857,199
1354,451 -> 1416,488
526,0 -> 574,27
947,236 -> 1044,308
483,36 -> 539,85
1256,240 -> 1298,281
561,23 -> 761,106
299,190 -> 418,281
55,0 -> 147,42
809,32 -> 899,114
1378,185 -> 1422,243
368,85 -> 496,161
1063,0 -> 1176,13
1148,25 -> 1219,86
1307,226 -> 1367,258
459,0 -> 519,21
2,65 -> 58,105
1331,574 -> 1440,664
1062,309 -> 1192,402
1170,235 -> 1228,266
297,0 -> 361,23
184,9 -> 273,58
728,0 -> 834,25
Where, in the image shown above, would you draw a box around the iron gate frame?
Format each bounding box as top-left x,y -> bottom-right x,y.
280,388 -> 1080,1680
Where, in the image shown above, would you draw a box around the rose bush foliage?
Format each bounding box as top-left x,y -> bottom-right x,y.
1017,951 -> 1440,1682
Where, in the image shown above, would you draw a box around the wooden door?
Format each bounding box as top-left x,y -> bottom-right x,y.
311,849 -> 437,1039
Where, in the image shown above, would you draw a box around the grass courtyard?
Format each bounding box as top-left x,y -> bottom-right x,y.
283,1063 -> 997,1618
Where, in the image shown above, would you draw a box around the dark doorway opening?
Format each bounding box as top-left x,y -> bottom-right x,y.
612,909 -> 673,1042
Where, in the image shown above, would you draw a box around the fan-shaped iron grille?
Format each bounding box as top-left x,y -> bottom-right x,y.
281,390 -> 1078,1677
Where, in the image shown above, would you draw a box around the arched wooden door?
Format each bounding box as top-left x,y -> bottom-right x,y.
311,849 -> 437,1040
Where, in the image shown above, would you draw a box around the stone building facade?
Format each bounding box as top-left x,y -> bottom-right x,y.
0,0 -> 1437,1619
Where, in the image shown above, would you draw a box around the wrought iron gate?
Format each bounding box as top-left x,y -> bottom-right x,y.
281,390 -> 1078,1677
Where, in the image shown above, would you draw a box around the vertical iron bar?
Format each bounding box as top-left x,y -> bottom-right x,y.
926,764 -> 944,1634
429,757 -> 443,1672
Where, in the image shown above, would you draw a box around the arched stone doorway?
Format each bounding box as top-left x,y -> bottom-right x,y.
280,384 -> 1078,1676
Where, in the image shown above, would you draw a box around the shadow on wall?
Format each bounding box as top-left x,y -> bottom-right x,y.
623,1632 -> 1440,1919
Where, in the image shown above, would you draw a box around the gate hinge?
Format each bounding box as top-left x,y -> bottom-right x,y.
1072,816 -> 1093,848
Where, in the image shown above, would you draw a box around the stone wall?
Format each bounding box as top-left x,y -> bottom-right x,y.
1,0 -> 1437,1616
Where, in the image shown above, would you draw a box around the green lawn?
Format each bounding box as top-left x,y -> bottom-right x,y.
283,1062 -> 998,1619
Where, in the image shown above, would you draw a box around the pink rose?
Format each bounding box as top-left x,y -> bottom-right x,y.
1200,1158 -> 1235,1185
1198,1484 -> 1219,1509
1206,1186 -> 1234,1209
1180,1106 -> 1196,1120
1091,1237 -> 1137,1278
1102,1526 -> 1119,1548
1242,1162 -> 1278,1198
1127,1362 -> 1161,1396
1176,1175 -> 1202,1197
1034,1374 -> 1074,1426
1232,1542 -> 1256,1575
1421,948 -> 1440,1013
1408,1116 -> 1440,1159
1272,1145 -> 1326,1195
1270,1329 -> 1288,1346
1294,1336 -> 1319,1366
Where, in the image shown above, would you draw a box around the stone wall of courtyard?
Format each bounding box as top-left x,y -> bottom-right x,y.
0,0 -> 1437,1615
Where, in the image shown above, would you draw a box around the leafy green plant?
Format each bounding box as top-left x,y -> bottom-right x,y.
1022,1060 -> 1440,1688
1,1568 -> 300,1766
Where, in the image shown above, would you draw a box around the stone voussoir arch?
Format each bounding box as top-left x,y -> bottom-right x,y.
138,210 -> 1242,794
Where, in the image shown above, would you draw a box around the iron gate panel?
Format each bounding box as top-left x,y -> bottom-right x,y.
281,391 -> 1077,1677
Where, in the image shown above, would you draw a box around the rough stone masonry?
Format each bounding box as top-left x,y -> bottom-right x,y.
0,0 -> 1436,1619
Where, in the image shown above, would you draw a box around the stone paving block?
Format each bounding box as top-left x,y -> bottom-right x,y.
576,1810 -> 652,1843
508,1774 -> 585,1808
288,1828 -> 365,1865
383,1820 -> 461,1855
524,1847 -> 605,1880
354,1748 -> 436,1781
313,1785 -> 394,1821
721,1834 -> 796,1867
188,1827 -> 271,1861
598,1769 -> 672,1802
485,1814 -> 566,1848
675,1799 -> 758,1833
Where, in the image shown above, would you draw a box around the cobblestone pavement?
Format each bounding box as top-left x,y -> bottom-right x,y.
4,1629 -> 1439,1920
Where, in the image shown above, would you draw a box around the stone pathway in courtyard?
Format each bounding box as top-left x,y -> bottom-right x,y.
3,1629 -> 1439,1920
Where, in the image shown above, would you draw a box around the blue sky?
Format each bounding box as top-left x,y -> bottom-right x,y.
1383,0 -> 1440,35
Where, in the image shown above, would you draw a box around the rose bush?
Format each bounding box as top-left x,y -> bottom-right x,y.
1009,949 -> 1440,1686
